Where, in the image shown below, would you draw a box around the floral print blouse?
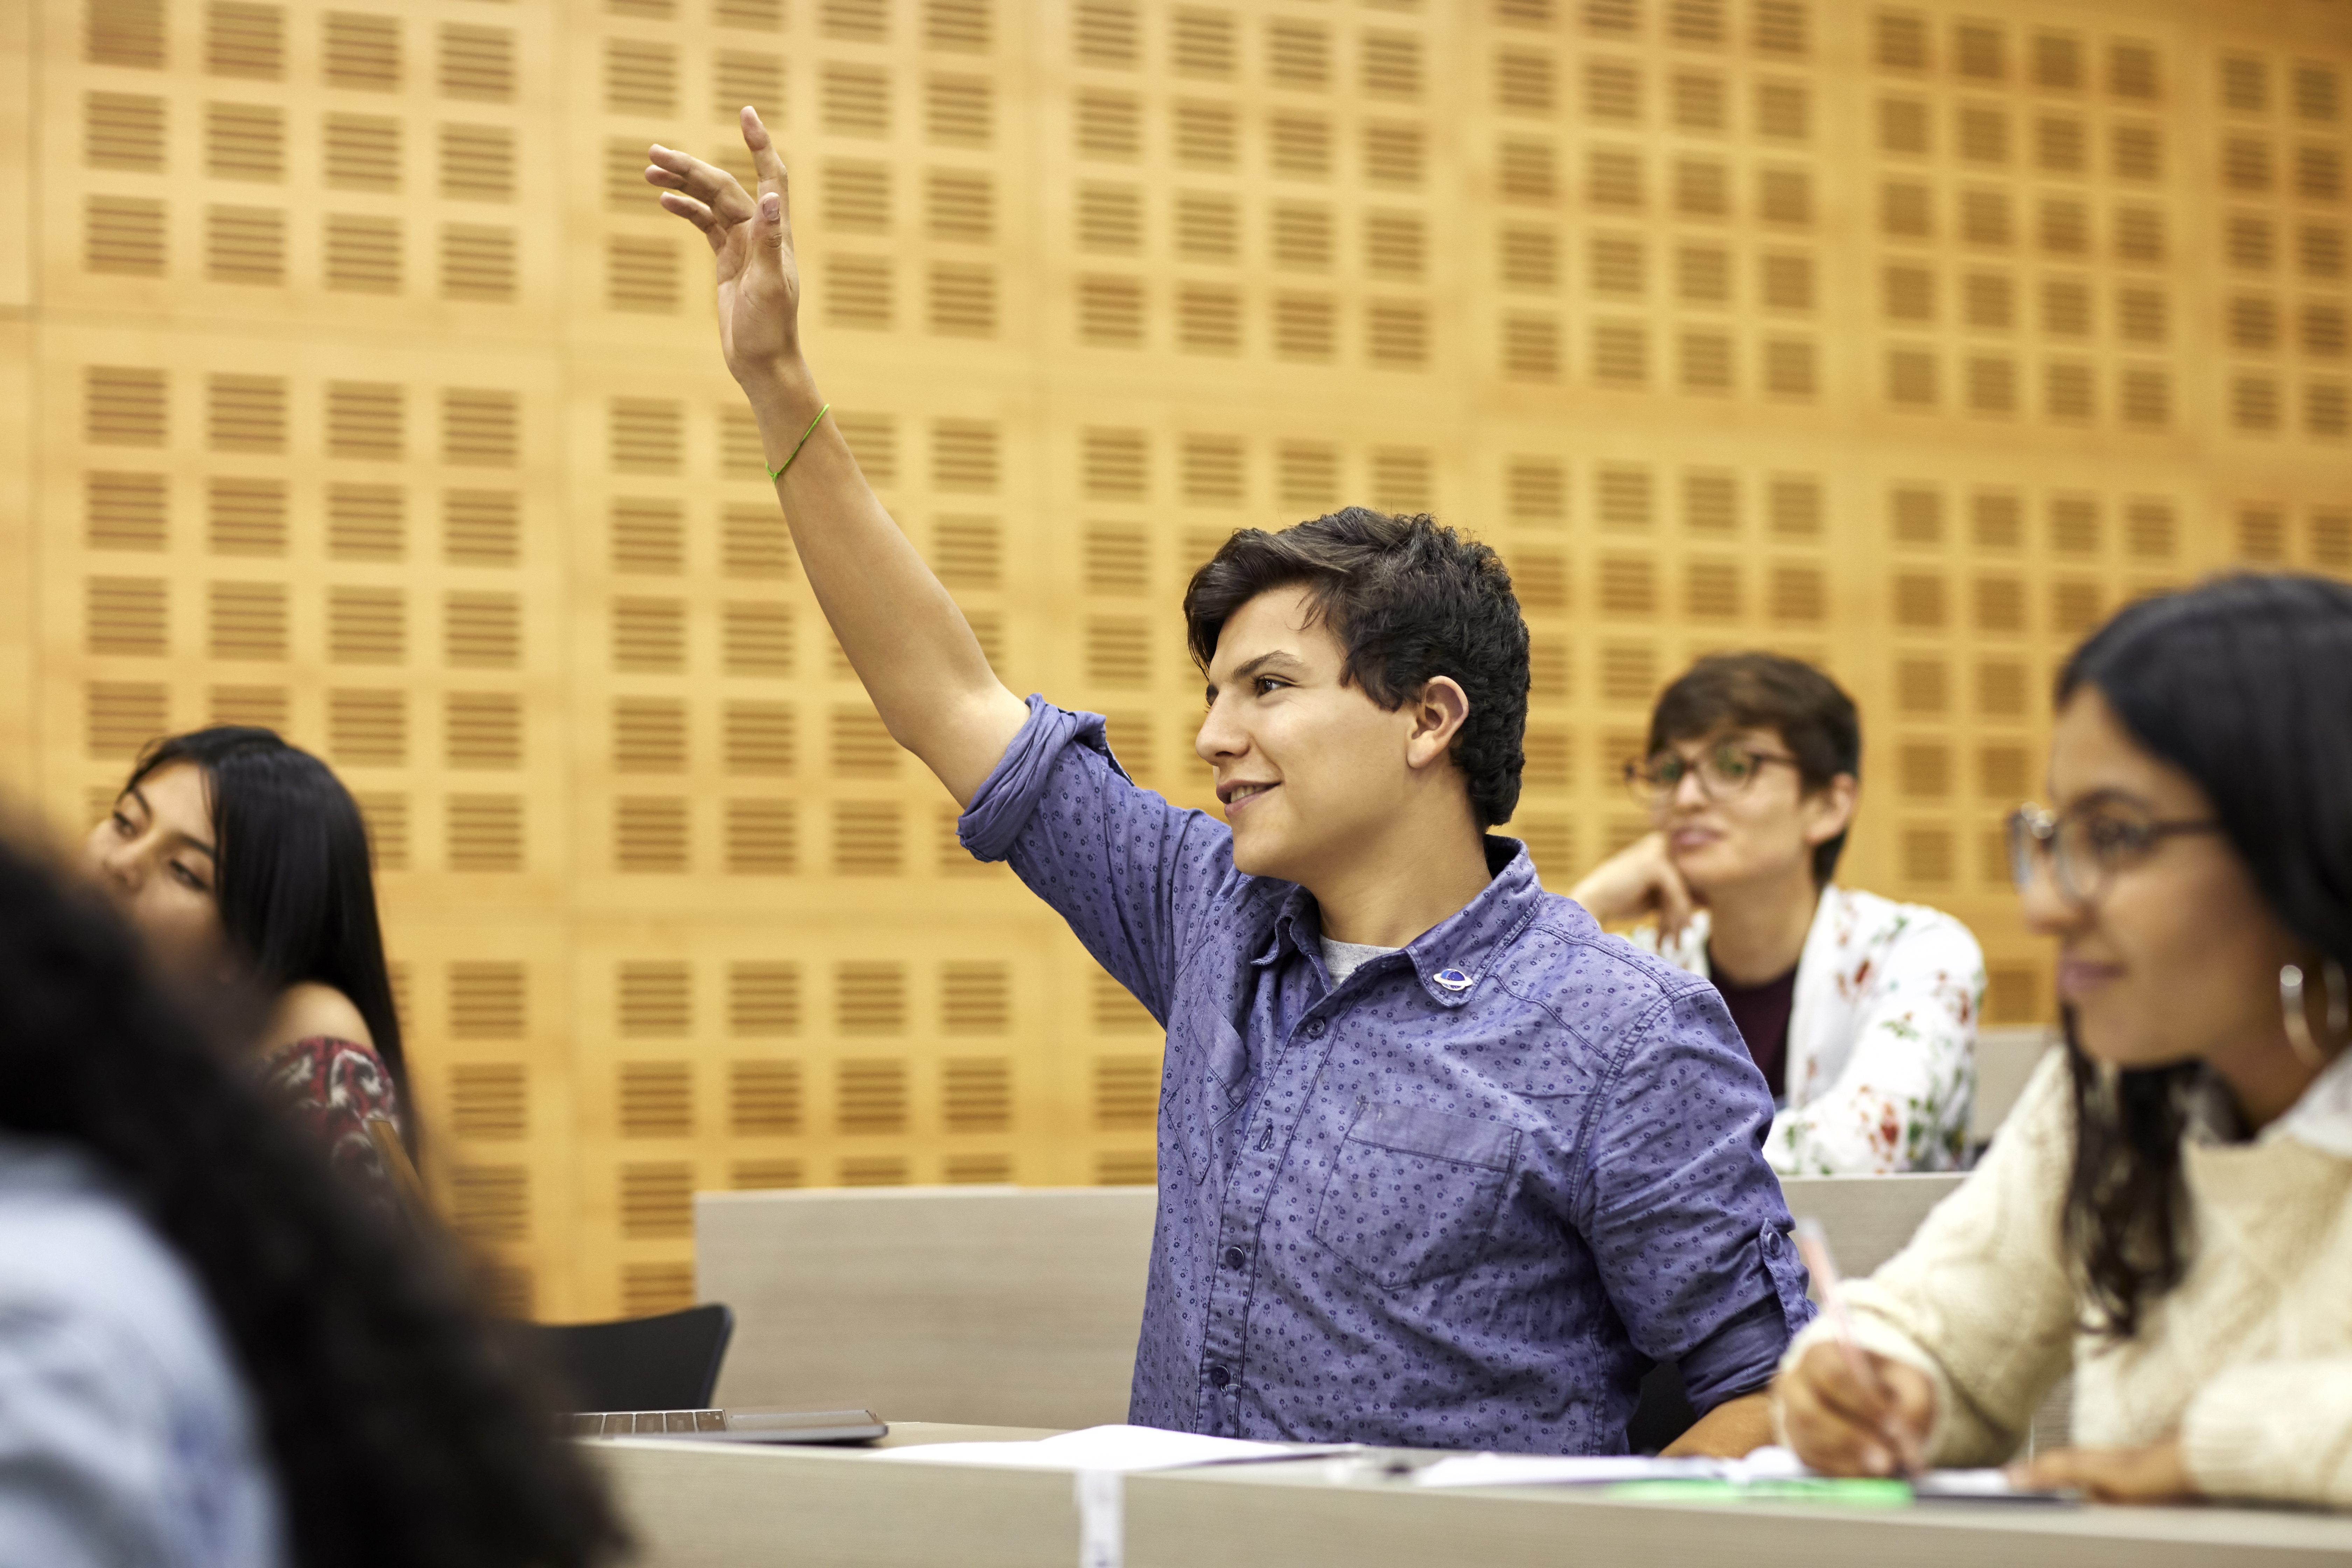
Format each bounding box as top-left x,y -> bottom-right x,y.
1641,886 -> 1986,1175
259,1035 -> 404,1191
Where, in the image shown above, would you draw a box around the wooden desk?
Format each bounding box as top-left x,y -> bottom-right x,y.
589,1423 -> 2352,1568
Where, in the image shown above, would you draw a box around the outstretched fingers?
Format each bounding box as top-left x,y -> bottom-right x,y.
655,190 -> 730,252
644,144 -> 757,224
741,106 -> 789,196
739,108 -> 798,256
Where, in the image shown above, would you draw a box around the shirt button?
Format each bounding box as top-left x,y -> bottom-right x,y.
1305,1018 -> 1328,1040
1223,1247 -> 1245,1269
1208,1365 -> 1232,1389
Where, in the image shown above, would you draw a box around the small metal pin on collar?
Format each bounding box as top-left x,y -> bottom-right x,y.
1433,968 -> 1475,992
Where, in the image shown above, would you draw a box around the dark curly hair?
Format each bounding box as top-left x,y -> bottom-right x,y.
122,726 -> 412,1154
0,829 -> 626,1567
1647,652 -> 1862,884
2054,573 -> 2352,1337
1182,509 -> 1530,828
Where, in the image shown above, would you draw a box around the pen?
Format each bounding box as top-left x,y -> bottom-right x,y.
1792,1216 -> 1920,1478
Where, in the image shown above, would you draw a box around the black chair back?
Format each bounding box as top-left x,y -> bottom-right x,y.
523,1302 -> 736,1412
1626,1360 -> 1697,1454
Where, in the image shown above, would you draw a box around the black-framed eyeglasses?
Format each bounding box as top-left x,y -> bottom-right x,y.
1623,743 -> 1802,811
2005,802 -> 2223,906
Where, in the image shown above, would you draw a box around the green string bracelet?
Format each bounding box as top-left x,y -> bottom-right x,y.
766,402 -> 831,482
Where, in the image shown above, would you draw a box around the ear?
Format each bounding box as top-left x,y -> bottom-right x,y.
1404,677 -> 1471,772
1800,771 -> 1859,848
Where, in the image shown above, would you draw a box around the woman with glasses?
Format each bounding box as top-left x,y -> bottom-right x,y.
1776,575 -> 2352,1506
1570,653 -> 1985,1174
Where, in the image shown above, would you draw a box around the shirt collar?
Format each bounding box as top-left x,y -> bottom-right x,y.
2182,1043 -> 2352,1160
1257,837 -> 1547,1008
2270,1043 -> 2352,1159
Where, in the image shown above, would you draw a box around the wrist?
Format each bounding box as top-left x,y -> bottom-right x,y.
735,356 -> 821,417
1568,873 -> 1634,922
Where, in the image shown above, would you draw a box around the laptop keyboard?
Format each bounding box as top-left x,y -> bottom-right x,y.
566,1409 -> 727,1436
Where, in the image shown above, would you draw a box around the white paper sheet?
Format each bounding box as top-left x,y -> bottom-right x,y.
1411,1455 -> 1715,1489
1412,1445 -> 1811,1489
870,1424 -> 1354,1474
1911,1468 -> 2040,1498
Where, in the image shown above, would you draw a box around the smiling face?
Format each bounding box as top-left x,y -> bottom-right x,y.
1651,726 -> 1854,901
82,761 -> 231,985
2024,687 -> 2298,1074
1194,584 -> 1468,887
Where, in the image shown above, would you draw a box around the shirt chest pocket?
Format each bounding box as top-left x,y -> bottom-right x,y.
1312,1104 -> 1522,1290
1174,1015 -> 1252,1186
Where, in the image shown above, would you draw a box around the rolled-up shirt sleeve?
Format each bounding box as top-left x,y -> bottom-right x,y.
958,695 -> 1242,1025
1577,982 -> 1816,1412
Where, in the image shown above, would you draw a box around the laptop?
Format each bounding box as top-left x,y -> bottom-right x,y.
566,1407 -> 888,1444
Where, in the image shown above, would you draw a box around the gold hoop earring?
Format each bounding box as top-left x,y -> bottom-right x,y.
2281,963 -> 2333,1070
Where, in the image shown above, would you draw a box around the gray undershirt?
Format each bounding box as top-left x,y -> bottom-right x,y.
1320,937 -> 1401,987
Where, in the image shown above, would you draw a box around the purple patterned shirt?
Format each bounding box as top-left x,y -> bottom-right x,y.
960,699 -> 1815,1454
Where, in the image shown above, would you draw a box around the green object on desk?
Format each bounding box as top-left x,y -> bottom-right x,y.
1605,1478 -> 1913,1508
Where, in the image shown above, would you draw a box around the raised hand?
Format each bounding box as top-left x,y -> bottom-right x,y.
636,104 -> 1028,804
645,107 -> 804,391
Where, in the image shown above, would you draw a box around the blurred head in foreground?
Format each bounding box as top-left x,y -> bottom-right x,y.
0,826 -> 625,1567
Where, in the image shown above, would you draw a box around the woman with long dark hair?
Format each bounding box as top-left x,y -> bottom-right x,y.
84,727 -> 411,1178
1774,574 -> 2352,1506
0,828 -> 624,1565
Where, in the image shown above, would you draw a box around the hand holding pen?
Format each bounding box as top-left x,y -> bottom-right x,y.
1775,1218 -> 1936,1479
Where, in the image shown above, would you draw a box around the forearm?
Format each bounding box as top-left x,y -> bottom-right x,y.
1662,1390 -> 1773,1458
1567,833 -> 1689,932
739,361 -> 1027,804
1565,870 -> 1634,924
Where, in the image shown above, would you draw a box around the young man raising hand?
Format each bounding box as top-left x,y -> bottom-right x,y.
647,111 -> 1811,1456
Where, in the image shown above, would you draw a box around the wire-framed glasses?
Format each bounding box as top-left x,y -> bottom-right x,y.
1623,742 -> 1802,811
2004,802 -> 2222,906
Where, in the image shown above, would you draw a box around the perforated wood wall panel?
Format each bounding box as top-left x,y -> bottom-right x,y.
11,0 -> 2352,1318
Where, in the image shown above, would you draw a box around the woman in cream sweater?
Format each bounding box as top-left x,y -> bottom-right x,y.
1775,574 -> 2352,1508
